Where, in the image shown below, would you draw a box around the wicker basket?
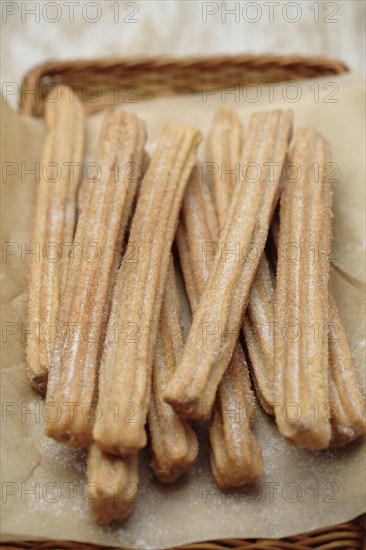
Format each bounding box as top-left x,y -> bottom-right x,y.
20,54 -> 348,117
12,54 -> 365,550
1,520 -> 365,550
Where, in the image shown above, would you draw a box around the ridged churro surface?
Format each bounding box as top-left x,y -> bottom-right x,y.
328,293 -> 366,446
205,107 -> 243,229
209,347 -> 263,489
274,127 -> 332,450
207,107 -> 277,417
45,111 -> 146,447
205,109 -> 264,486
165,110 -> 293,419
27,89 -> 85,394
176,163 -> 263,488
94,124 -> 201,456
87,443 -> 138,524
148,257 -> 199,483
253,203 -> 365,445
243,254 -> 276,415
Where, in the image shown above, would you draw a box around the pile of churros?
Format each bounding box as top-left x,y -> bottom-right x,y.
26,88 -> 366,524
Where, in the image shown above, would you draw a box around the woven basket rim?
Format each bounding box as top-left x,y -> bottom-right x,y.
18,53 -> 349,117
2,517 -> 365,549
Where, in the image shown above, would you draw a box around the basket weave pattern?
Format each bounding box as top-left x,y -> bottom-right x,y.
19,54 -> 348,116
1,520 -> 365,550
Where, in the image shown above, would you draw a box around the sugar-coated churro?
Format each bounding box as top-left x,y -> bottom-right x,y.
148,257 -> 199,483
243,254 -> 276,415
269,204 -> 280,264
205,107 -> 243,230
87,443 -> 138,524
328,294 -> 366,446
27,89 -> 85,395
176,165 -> 263,488
250,201 -> 366,444
205,109 -> 264,486
45,111 -> 146,447
165,110 -> 293,419
94,124 -> 201,456
209,346 -> 263,489
274,127 -> 332,450
206,107 -> 276,417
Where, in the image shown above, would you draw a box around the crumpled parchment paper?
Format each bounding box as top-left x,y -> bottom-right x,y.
1,72 -> 365,548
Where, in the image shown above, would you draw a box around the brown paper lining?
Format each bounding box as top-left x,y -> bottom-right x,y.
1,73 -> 365,549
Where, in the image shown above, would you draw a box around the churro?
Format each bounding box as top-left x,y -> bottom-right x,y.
205,109 -> 264,486
148,257 -> 199,483
243,254 -> 276,415
45,111 -> 146,447
250,199 -> 365,444
209,347 -> 262,489
269,204 -> 280,263
176,165 -> 263,488
274,127 -> 332,450
205,107 -> 243,229
94,124 -> 201,456
87,443 -> 138,524
165,110 -> 293,419
27,90 -> 85,394
206,107 -> 276,416
328,292 -> 366,446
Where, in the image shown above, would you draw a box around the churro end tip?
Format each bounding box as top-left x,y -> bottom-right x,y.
210,455 -> 263,491
91,499 -> 136,525
151,458 -> 196,484
93,430 -> 147,458
29,373 -> 48,396
45,425 -> 91,448
280,422 -> 332,451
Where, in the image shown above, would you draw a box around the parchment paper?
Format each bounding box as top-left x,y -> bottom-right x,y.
1,73 -> 365,548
